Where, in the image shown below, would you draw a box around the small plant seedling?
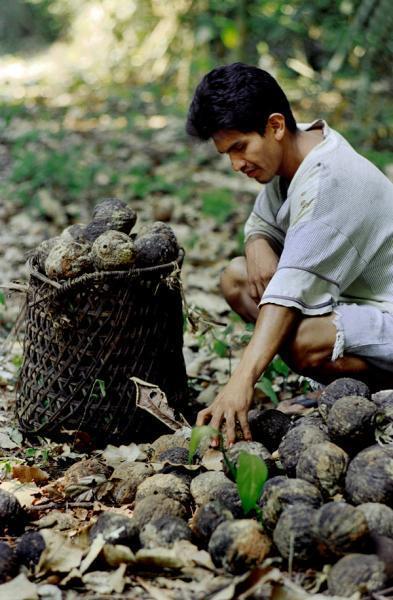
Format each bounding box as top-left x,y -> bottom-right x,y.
236,451 -> 268,519
188,425 -> 218,464
188,426 -> 268,522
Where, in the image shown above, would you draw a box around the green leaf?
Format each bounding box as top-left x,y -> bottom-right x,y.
256,377 -> 278,405
271,357 -> 290,377
188,425 -> 219,464
236,452 -> 268,514
213,338 -> 228,358
0,291 -> 5,306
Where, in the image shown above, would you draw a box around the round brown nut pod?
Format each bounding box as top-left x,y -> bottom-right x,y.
211,484 -> 244,518
357,503 -> 393,538
372,390 -> 393,407
248,408 -> 291,452
45,239 -> 92,279
92,198 -> 137,234
375,396 -> 393,445
259,476 -> 323,534
157,447 -> 189,464
327,553 -> 387,597
110,462 -> 155,505
135,473 -> 190,506
312,501 -> 369,559
208,519 -> 271,574
223,441 -> 274,480
0,542 -> 16,583
190,471 -> 234,507
134,233 -> 178,268
278,424 -> 328,476
318,377 -> 370,422
292,411 -> 325,429
296,441 -> 349,498
273,505 -> 318,562
327,395 -> 377,451
139,515 -> 191,549
15,532 -> 46,569
132,494 -> 187,530
61,223 -> 87,242
0,489 -> 25,534
345,445 -> 393,505
89,512 -> 138,547
91,230 -> 135,271
34,236 -> 61,272
139,221 -> 177,246
190,500 -> 233,546
150,433 -> 190,461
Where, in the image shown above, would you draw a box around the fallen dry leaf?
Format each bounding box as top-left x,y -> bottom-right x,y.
13,464 -> 49,483
37,530 -> 84,575
132,377 -> 190,430
0,574 -> 38,600
102,543 -> 136,567
0,480 -> 41,507
82,564 -> 127,594
102,442 -> 146,467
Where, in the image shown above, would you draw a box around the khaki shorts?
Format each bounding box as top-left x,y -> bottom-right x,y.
332,303 -> 393,373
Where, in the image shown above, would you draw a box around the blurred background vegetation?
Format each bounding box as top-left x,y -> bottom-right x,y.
1,0 -> 392,147
0,0 -> 392,225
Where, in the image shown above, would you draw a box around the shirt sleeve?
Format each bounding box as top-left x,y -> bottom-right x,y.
244,181 -> 285,250
259,219 -> 368,316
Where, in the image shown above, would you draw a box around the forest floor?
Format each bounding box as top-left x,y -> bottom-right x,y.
0,88 -> 392,599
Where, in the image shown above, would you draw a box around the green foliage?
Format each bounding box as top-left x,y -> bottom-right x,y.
189,426 -> 268,519
10,146 -> 99,206
256,357 -> 290,405
0,0 -> 73,53
24,446 -> 50,465
188,425 -> 218,463
201,189 -> 235,224
0,292 -> 5,306
236,451 -> 268,514
256,377 -> 278,405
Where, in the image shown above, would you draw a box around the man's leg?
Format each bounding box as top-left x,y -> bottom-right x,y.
220,257 -> 391,391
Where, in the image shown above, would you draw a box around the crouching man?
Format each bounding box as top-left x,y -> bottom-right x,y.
186,62 -> 393,444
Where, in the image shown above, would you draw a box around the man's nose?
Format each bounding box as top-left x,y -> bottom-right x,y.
231,156 -> 246,172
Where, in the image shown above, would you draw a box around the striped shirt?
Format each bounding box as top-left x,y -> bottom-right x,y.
244,120 -> 393,316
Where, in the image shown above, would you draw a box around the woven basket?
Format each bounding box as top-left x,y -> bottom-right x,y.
16,250 -> 188,442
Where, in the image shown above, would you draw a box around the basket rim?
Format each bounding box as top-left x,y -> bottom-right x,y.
27,247 -> 185,298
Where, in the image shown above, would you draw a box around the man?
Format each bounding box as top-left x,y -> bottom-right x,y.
186,62 -> 393,445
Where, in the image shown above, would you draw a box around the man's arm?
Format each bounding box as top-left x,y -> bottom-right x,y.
245,235 -> 279,302
196,303 -> 300,445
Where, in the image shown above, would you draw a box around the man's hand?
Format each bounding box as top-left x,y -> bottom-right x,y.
245,236 -> 279,303
195,304 -> 300,446
196,376 -> 253,446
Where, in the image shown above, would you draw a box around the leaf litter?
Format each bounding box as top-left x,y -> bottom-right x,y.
0,98 -> 329,599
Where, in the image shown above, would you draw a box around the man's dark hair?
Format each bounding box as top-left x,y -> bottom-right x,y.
186,63 -> 297,140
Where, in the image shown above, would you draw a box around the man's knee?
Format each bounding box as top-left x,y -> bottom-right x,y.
220,256 -> 248,304
283,318 -> 335,374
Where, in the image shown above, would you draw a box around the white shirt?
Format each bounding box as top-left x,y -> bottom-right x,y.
244,120 -> 393,316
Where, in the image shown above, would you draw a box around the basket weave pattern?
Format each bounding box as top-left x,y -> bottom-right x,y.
16,253 -> 187,441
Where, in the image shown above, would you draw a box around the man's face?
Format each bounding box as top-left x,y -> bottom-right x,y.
213,126 -> 283,184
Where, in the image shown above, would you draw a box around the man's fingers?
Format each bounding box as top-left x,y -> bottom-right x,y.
209,409 -> 224,447
225,413 -> 236,446
196,408 -> 211,427
238,412 -> 252,441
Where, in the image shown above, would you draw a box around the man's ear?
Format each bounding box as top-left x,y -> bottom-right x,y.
267,113 -> 285,141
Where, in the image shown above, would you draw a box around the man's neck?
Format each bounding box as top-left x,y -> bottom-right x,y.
279,128 -> 324,182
